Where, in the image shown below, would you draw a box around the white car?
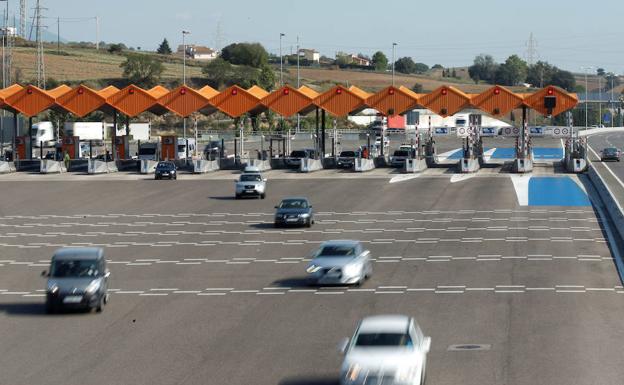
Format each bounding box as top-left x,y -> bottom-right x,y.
340,315 -> 431,385
234,173 -> 267,199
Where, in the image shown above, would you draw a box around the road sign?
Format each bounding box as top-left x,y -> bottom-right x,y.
529,126 -> 544,136
480,127 -> 497,136
433,127 -> 449,136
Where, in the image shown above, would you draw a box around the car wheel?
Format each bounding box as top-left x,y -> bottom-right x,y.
306,218 -> 312,228
261,193 -> 266,199
96,296 -> 104,313
45,302 -> 55,314
235,194 -> 241,199
274,221 -> 280,228
103,293 -> 109,305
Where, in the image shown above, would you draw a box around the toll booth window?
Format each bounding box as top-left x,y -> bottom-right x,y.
178,145 -> 186,152
139,148 -> 156,155
406,111 -> 419,126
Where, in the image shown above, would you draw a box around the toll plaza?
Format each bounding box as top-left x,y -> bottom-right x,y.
0,82 -> 580,175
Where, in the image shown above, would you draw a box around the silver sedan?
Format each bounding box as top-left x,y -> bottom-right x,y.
305,240 -> 372,285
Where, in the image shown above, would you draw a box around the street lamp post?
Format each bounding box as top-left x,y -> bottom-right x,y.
598,76 -> 602,127
182,30 -> 190,163
392,42 -> 397,86
296,35 -> 300,133
581,66 -> 593,129
279,33 -> 285,86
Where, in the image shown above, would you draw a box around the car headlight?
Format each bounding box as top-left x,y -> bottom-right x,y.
345,364 -> 361,382
48,285 -> 59,294
343,263 -> 360,276
299,213 -> 310,218
306,264 -> 321,273
395,365 -> 417,382
85,280 -> 100,294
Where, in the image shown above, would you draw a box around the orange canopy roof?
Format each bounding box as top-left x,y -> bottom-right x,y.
313,85 -> 368,117
419,86 -> 471,117
261,85 -> 317,117
56,85 -> 108,117
523,86 -> 579,117
210,85 -> 266,117
158,86 -> 211,117
366,86 -> 421,116
4,85 -> 56,117
106,85 -> 158,117
471,85 -> 524,117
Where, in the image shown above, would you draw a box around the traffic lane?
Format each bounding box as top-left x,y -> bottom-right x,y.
588,132 -> 624,181
2,289 -> 623,385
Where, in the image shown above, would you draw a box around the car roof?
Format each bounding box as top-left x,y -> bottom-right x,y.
320,240 -> 360,248
358,315 -> 411,333
52,247 -> 104,261
281,197 -> 309,201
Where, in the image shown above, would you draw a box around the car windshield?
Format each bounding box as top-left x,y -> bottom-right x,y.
279,199 -> 308,209
394,150 -> 409,157
604,148 -> 617,154
177,145 -> 186,152
340,151 -> 356,157
290,151 -> 306,158
241,174 -> 262,182
50,259 -> 101,278
317,245 -> 356,257
355,333 -> 413,347
157,163 -> 174,169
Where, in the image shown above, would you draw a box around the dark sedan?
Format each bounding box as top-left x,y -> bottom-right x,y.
155,161 -> 177,180
600,147 -> 621,162
337,150 -> 360,169
274,197 -> 314,227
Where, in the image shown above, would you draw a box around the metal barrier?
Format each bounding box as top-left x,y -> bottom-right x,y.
404,158 -> 427,173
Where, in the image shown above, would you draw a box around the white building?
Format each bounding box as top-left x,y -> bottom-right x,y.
348,108 -> 512,129
0,27 -> 17,37
298,49 -> 320,63
186,45 -> 218,60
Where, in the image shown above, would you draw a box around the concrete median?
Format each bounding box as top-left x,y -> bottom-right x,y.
140,160 -> 158,174
354,158 -> 375,172
248,159 -> 271,171
193,159 -> 220,173
404,158 -> 427,173
87,159 -> 118,174
300,158 -> 323,173
460,158 -> 480,173
0,161 -> 15,174
40,160 -> 67,174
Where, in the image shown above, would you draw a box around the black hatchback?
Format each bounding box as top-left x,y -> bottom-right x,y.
600,147 -> 621,162
155,161 -> 177,180
274,197 -> 314,228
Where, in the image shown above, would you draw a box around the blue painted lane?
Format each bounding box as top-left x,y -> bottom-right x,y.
491,148 -> 516,159
533,147 -> 564,160
447,149 -> 464,159
528,177 -> 590,206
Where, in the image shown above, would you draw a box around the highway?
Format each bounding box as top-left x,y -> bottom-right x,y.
0,173 -> 623,385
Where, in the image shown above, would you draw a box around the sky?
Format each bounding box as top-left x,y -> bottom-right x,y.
12,0 -> 624,74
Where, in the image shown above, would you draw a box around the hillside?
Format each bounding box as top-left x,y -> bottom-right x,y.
10,46 -> 203,86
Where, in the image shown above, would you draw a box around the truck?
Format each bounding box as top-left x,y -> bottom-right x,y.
108,122 -> 151,142
31,121 -> 55,147
64,122 -> 105,141
138,142 -> 159,161
177,138 -> 196,160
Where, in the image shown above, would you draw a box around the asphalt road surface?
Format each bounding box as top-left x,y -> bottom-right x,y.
0,176 -> 622,385
587,132 -> 624,181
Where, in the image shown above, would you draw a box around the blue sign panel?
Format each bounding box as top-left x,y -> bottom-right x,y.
434,127 -> 449,135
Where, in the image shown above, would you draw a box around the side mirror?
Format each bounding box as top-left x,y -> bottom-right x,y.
422,336 -> 431,353
338,337 -> 349,354
41,270 -> 48,277
104,270 -> 111,278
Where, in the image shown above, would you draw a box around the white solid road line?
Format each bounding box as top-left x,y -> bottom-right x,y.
588,144 -> 624,191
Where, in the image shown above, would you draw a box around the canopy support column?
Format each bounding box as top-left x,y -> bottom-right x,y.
321,109 -> 326,158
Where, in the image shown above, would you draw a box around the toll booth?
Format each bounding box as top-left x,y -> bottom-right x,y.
114,136 -> 131,160
60,136 -> 80,159
161,135 -> 177,160
15,136 -> 31,160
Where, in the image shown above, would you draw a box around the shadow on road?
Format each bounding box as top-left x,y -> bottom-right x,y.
278,376 -> 339,385
209,196 -> 238,200
272,277 -> 313,288
249,223 -> 275,229
0,302 -> 92,316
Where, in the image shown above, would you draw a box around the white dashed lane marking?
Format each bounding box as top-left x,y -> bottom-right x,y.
4,285 -> 623,298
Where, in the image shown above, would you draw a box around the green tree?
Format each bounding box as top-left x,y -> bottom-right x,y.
411,83 -> 423,93
431,64 -> 443,70
468,54 -> 498,84
258,65 -> 276,91
604,73 -> 621,91
550,69 -> 576,91
495,55 -> 528,86
526,61 -> 555,88
220,42 -> 269,68
120,53 -> 164,88
107,43 -> 126,54
414,63 -> 429,74
202,58 -> 235,89
157,38 -> 172,55
371,51 -> 388,71
394,57 -> 417,74
596,68 -> 606,76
